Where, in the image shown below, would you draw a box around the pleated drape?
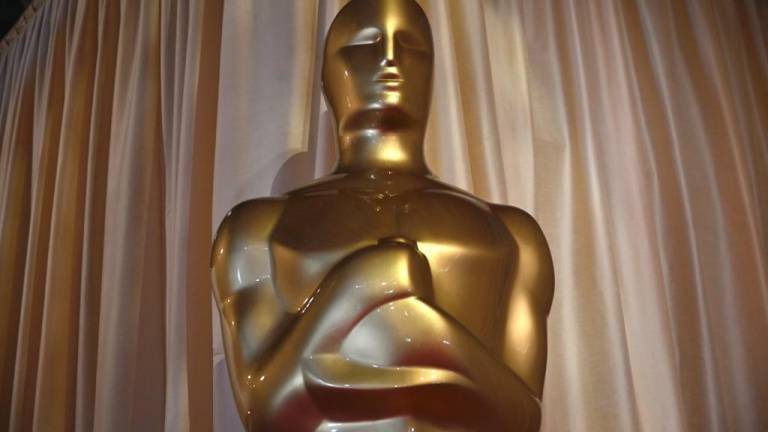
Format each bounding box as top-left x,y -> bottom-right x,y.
1,0 -> 767,431
0,0 -> 222,431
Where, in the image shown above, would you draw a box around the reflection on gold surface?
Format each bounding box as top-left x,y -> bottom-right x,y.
378,138 -> 407,163
211,0 -> 554,430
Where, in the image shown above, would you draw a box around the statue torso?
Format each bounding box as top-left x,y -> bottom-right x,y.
212,170 -> 551,430
268,172 -> 517,353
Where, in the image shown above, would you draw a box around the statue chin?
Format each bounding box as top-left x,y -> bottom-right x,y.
339,106 -> 417,135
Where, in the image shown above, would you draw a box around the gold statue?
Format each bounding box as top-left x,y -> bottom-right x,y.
211,0 -> 554,430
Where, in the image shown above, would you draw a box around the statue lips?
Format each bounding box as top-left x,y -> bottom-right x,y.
374,70 -> 403,82
373,69 -> 404,93
375,70 -> 403,86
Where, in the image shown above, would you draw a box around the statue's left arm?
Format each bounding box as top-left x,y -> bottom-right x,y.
492,205 -> 555,399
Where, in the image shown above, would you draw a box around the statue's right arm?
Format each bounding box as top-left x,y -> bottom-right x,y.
210,199 -> 286,406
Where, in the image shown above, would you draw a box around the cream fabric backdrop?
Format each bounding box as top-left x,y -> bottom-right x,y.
0,0 -> 222,430
1,0 -> 767,431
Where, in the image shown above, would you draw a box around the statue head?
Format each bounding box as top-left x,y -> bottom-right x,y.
322,0 -> 434,173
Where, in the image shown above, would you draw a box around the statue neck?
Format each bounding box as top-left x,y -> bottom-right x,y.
334,129 -> 429,175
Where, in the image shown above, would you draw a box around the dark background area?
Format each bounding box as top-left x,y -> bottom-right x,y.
1,0 -> 31,40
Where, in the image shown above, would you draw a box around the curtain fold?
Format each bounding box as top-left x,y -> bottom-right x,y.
0,0 -> 222,430
1,0 -> 766,431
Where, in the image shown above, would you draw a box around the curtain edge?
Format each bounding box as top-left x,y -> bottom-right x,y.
0,0 -> 48,58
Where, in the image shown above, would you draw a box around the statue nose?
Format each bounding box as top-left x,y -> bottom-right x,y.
383,32 -> 397,66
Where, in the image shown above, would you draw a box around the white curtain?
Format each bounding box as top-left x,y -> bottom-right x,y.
1,0 -> 767,431
0,0 -> 221,430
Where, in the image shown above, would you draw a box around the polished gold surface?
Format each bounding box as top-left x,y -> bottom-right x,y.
211,0 -> 554,430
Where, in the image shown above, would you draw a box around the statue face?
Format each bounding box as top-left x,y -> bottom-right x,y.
322,0 -> 434,136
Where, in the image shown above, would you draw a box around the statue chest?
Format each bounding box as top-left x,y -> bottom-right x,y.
269,189 -> 517,347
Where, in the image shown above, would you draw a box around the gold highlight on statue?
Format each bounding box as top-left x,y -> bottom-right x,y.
211,0 -> 554,430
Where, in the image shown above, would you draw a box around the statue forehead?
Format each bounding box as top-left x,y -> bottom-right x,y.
328,0 -> 431,38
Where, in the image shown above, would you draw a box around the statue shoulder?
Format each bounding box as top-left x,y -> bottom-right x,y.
210,198 -> 286,269
491,204 -> 554,311
491,205 -> 544,236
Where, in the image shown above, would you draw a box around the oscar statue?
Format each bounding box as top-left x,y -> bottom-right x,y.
211,0 -> 554,430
